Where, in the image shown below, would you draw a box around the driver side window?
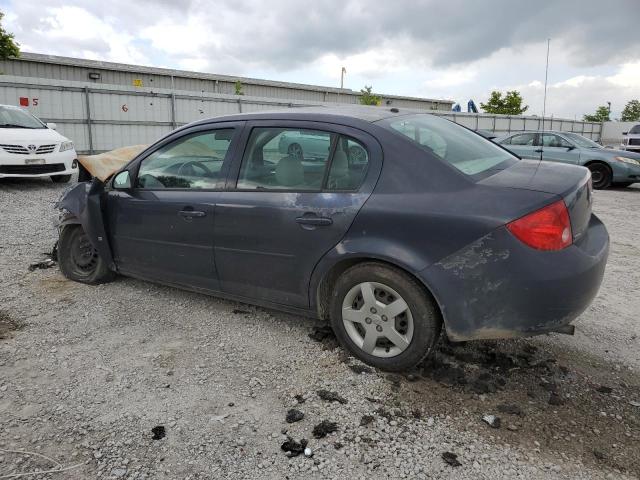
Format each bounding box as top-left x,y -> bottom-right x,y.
137,129 -> 234,189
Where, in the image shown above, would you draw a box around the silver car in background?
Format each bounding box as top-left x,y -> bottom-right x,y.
495,130 -> 640,189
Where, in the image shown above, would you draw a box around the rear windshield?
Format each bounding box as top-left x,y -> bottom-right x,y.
380,114 -> 517,178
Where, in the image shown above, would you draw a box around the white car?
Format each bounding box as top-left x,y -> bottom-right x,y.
622,124 -> 640,154
0,104 -> 77,183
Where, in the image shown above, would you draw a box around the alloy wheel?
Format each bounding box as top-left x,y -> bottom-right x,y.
341,281 -> 414,358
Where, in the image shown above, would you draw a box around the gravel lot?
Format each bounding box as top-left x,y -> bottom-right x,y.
1,177 -> 639,479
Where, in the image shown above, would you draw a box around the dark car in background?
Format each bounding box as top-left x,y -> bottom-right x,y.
495,130 -> 640,189
55,107 -> 609,371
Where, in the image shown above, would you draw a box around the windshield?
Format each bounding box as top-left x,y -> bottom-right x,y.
629,125 -> 640,134
561,132 -> 601,149
0,106 -> 46,129
380,114 -> 517,178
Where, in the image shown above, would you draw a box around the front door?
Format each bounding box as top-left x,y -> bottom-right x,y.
105,125 -> 242,291
212,121 -> 381,308
537,133 -> 580,165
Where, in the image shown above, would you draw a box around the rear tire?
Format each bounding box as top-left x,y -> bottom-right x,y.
51,174 -> 72,183
586,162 -> 612,189
58,225 -> 115,284
329,262 -> 441,371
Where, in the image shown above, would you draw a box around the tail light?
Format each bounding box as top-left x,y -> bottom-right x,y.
506,200 -> 572,251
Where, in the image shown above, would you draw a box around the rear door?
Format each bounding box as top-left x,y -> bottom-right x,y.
538,133 -> 580,165
212,120 -> 382,307
105,123 -> 243,291
502,132 -> 538,159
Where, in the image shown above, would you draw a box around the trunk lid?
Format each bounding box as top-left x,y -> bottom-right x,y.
480,160 -> 593,241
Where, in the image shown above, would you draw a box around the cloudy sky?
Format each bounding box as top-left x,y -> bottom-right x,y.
2,0 -> 639,119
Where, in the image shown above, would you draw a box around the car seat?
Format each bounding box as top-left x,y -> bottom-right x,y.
275,155 -> 305,187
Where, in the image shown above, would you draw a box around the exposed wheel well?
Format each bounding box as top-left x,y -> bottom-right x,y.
315,257 -> 443,323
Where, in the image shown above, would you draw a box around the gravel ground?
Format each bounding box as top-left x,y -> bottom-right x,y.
0,177 -> 639,479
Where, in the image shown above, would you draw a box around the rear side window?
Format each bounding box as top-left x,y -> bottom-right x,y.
509,133 -> 536,146
237,127 -> 369,191
137,129 -> 234,189
382,114 -> 516,177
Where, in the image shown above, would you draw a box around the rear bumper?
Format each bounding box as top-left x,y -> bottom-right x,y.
419,214 -> 609,341
0,150 -> 77,178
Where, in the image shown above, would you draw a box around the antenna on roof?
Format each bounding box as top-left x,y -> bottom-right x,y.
540,38 -> 550,161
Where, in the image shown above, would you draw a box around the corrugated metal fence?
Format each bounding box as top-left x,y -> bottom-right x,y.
0,76 -> 603,154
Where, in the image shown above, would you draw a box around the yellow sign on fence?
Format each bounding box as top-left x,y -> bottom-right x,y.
132,79 -> 143,87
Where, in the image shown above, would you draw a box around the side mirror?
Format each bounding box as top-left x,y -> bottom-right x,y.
47,122 -> 57,130
622,132 -> 628,135
113,170 -> 132,189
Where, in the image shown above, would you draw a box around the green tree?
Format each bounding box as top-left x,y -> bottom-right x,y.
0,11 -> 20,60
359,85 -> 381,106
620,100 -> 640,122
480,90 -> 528,115
583,106 -> 610,122
234,80 -> 244,95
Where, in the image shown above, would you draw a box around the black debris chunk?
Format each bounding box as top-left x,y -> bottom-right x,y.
294,394 -> 306,404
317,389 -> 347,404
548,392 -> 565,406
411,409 -> 422,419
442,451 -> 462,467
232,308 -> 251,315
360,415 -> 375,427
333,442 -> 343,450
28,257 -> 56,271
496,403 -> 523,416
349,364 -> 373,375
596,385 -> 613,394
151,425 -> 166,440
281,437 -> 308,457
312,420 -> 338,439
423,358 -> 467,386
286,409 -> 304,423
308,325 -> 335,342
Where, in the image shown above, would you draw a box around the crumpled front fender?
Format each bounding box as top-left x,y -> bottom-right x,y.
55,179 -> 116,270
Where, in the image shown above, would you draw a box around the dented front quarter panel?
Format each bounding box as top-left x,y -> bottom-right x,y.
55,179 -> 116,270
419,218 -> 609,341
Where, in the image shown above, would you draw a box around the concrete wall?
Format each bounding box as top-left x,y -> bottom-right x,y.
601,121 -> 640,148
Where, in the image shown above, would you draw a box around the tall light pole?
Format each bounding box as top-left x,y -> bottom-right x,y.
340,67 -> 346,89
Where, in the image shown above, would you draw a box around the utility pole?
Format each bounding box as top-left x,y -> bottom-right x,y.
340,67 -> 346,89
541,38 -> 550,132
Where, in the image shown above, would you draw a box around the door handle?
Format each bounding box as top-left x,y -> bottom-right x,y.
295,215 -> 333,226
178,209 -> 206,218
534,149 -> 543,153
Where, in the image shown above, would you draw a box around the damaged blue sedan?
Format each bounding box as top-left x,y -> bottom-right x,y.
56,107 -> 609,371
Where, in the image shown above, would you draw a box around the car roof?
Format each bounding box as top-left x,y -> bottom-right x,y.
188,105 -> 430,128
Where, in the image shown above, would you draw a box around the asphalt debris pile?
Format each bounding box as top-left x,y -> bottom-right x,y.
442,451 -> 462,467
317,389 -> 347,404
286,409 -> 304,423
348,364 -> 373,375
0,311 -> 21,340
312,420 -> 338,439
308,325 -> 338,350
151,425 -> 166,440
281,437 -> 308,457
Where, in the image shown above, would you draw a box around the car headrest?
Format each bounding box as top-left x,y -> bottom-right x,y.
275,155 -> 304,186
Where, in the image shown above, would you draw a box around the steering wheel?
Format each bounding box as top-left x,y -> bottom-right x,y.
176,160 -> 212,177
